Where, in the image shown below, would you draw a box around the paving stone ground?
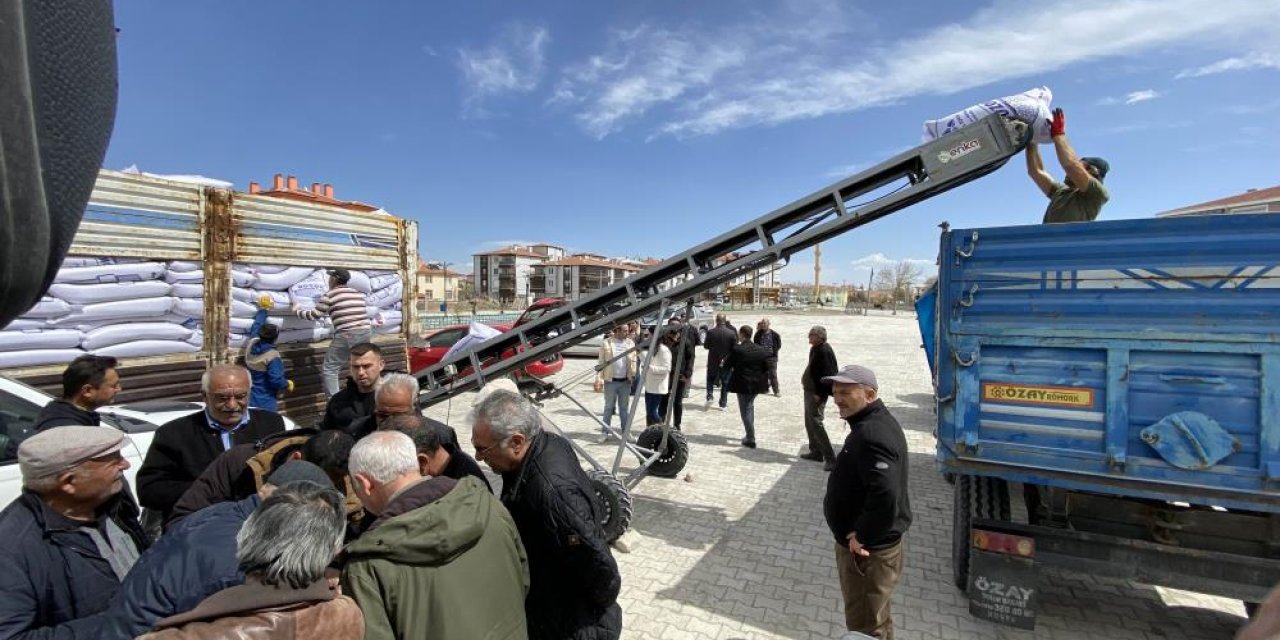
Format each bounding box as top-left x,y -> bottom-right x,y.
424,311 -> 1252,640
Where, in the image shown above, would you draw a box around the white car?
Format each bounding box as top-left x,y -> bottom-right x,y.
0,376 -> 296,509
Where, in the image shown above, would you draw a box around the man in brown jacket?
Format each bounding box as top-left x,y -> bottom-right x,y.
139,480 -> 362,640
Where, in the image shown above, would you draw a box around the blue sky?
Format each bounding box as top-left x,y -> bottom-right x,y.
104,0 -> 1280,286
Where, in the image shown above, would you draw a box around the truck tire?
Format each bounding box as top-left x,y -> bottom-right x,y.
588,470 -> 632,543
952,474 -> 1011,591
637,425 -> 689,478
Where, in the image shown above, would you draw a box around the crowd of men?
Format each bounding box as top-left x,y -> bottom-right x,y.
0,345 -> 622,640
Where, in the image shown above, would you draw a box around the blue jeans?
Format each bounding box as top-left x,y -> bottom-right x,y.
324,329 -> 373,396
602,379 -> 631,430
737,392 -> 758,443
706,366 -> 730,407
645,392 -> 669,426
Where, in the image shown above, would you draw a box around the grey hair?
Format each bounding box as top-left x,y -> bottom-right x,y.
348,430 -> 419,484
23,466 -> 83,493
468,389 -> 542,441
375,372 -> 420,408
201,364 -> 251,393
235,481 -> 345,589
809,325 -> 827,341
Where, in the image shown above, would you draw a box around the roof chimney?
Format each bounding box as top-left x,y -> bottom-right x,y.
311,182 -> 322,195
248,181 -> 260,194
287,176 -> 299,191
323,184 -> 334,199
273,174 -> 284,190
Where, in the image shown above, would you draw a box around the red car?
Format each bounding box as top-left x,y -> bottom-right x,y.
410,318 -> 564,379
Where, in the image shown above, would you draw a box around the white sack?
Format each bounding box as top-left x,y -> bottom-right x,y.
167,261 -> 202,272
48,297 -> 178,326
373,323 -> 401,336
288,271 -> 329,310
251,267 -> 317,291
71,314 -> 197,334
227,333 -> 245,349
231,288 -> 292,308
91,340 -> 201,358
81,323 -> 193,351
922,86 -> 1054,144
187,331 -> 204,347
59,257 -> 144,268
173,298 -> 204,318
368,281 -> 403,309
369,273 -> 400,291
170,283 -> 203,298
443,322 -> 503,362
347,271 -> 372,294
231,271 -> 257,288
0,329 -> 83,352
5,319 -> 46,331
245,264 -> 289,274
0,349 -> 84,368
164,270 -> 204,284
379,310 -> 402,326
23,298 -> 73,319
47,281 -> 172,305
278,327 -> 332,344
56,262 -> 166,284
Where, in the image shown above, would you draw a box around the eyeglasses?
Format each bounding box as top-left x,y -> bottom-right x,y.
473,437 -> 510,459
212,392 -> 249,404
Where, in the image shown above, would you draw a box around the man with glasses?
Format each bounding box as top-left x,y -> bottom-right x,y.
137,365 -> 286,522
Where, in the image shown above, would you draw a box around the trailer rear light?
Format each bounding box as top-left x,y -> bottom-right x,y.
973,529 -> 1035,558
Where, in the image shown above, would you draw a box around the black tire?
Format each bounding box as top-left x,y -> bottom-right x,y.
588,470 -> 633,543
952,475 -> 1011,591
636,425 -> 690,478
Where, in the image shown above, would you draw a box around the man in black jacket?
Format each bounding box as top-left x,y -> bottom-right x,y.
702,314 -> 737,410
822,365 -> 912,639
318,342 -> 384,435
383,413 -> 492,492
33,354 -> 122,431
666,318 -> 696,429
725,325 -> 771,448
753,318 -> 782,396
470,389 -> 622,640
136,365 -> 286,522
0,426 -> 149,639
801,325 -> 839,470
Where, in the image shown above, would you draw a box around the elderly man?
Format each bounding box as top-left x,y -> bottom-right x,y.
801,325 -> 840,470
753,318 -> 782,396
382,413 -> 491,491
320,342 -> 386,436
471,390 -> 622,640
33,354 -> 122,430
139,480 -> 362,640
342,371 -> 429,440
343,431 -> 528,640
103,462 -> 337,639
294,268 -> 372,396
822,365 -> 912,639
702,314 -> 737,411
0,426 -> 148,638
1026,108 -> 1110,224
136,364 -> 286,522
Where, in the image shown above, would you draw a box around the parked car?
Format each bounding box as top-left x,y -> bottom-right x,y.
410,323 -> 564,378
0,375 -> 297,508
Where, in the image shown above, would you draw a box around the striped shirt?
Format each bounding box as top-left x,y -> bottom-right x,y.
297,285 -> 371,334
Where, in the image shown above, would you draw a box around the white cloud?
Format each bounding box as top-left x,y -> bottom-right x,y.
552,0 -> 1278,138
850,253 -> 934,272
1176,52 -> 1280,78
458,24 -> 550,114
1125,89 -> 1159,104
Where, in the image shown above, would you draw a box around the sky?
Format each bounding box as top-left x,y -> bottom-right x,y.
105,0 -> 1280,287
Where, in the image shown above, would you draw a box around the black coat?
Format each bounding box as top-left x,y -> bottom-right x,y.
702,325 -> 737,373
753,328 -> 782,358
725,342 -> 772,395
500,433 -> 622,640
804,341 -> 839,399
0,492 -> 148,640
32,399 -> 100,431
136,409 -> 286,519
824,400 -> 913,549
164,430 -> 314,528
319,377 -> 376,435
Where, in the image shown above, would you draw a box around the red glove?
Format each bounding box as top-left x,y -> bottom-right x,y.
1050,108 -> 1066,137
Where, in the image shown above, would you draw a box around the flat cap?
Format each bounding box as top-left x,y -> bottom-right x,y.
18,426 -> 126,480
266,460 -> 335,491
822,364 -> 878,390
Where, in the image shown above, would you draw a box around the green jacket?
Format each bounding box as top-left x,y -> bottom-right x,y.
342,476 -> 530,640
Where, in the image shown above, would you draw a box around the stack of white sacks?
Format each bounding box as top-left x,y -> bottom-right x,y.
0,257 -> 403,368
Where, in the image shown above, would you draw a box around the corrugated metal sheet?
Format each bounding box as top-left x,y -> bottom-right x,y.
70,170 -> 204,259
233,194 -> 403,270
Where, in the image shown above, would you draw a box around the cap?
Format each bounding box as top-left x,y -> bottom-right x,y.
327,268 -> 351,284
822,364 -> 878,390
266,460 -> 336,490
1081,157 -> 1109,181
18,426 -> 126,480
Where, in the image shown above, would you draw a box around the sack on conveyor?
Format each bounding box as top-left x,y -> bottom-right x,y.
91,339 -> 200,358
922,86 -> 1054,144
55,262 -> 165,284
443,322 -> 503,362
48,281 -> 172,305
0,349 -> 84,368
81,323 -> 193,351
0,329 -> 83,351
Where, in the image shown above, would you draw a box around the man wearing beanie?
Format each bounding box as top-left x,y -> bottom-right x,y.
101,462 -> 335,639
0,425 -> 148,638
821,365 -> 912,640
1025,107 -> 1110,223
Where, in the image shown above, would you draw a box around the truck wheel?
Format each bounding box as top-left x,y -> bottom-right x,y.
637,425 -> 689,478
952,475 -> 1011,591
588,470 -> 632,543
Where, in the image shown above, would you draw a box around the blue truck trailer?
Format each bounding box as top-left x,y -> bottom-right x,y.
930,213 -> 1280,618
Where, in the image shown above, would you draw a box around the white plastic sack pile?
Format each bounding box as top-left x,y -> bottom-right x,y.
923,86 -> 1054,144
287,270 -> 329,311
442,322 -> 502,362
